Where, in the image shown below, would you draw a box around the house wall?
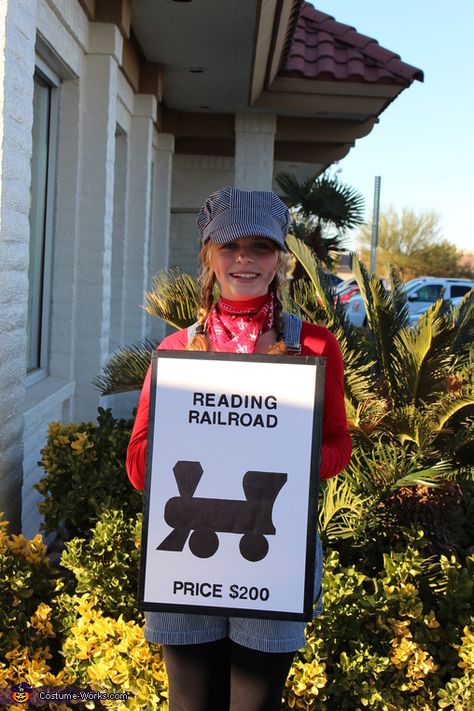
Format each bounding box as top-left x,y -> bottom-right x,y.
0,0 -> 38,532
0,0 -> 318,538
0,0 -> 173,536
170,155 -> 234,276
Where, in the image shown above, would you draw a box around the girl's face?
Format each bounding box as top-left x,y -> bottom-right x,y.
211,237 -> 280,301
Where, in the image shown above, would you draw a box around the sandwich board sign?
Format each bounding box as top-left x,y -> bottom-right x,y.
138,350 -> 325,621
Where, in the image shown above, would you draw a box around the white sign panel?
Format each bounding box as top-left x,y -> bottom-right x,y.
138,351 -> 325,620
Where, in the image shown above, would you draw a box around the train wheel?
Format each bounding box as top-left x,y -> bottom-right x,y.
239,534 -> 269,562
189,528 -> 219,558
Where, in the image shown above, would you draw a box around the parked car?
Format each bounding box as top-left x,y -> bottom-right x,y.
345,277 -> 474,327
336,283 -> 360,302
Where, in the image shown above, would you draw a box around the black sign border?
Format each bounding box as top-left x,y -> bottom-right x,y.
138,349 -> 325,622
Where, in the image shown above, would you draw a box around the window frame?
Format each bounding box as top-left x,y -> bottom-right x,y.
26,56 -> 60,386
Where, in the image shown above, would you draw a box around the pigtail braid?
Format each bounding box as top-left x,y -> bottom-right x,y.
266,257 -> 288,355
187,242 -> 216,351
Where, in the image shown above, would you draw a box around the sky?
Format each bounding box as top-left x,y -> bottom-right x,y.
310,1 -> 474,254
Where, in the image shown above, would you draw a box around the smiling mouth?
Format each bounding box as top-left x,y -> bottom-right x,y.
230,272 -> 260,280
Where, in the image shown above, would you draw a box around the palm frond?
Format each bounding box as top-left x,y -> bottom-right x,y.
429,393 -> 474,431
450,288 -> 474,359
346,439 -> 453,500
287,236 -> 377,409
275,173 -> 315,210
351,254 -> 411,402
286,234 -> 336,313
144,269 -> 199,329
93,340 -> 156,395
318,475 -> 368,541
389,266 -> 410,325
276,172 -> 365,229
290,278 -> 328,324
346,397 -> 389,442
391,302 -> 454,406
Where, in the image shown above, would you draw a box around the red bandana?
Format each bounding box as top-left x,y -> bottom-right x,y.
206,293 -> 274,353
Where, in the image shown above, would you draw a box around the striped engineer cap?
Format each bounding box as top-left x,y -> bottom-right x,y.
197,186 -> 290,251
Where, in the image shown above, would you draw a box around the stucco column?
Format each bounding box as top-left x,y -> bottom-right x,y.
121,94 -> 156,344
234,114 -> 276,191
148,132 -> 174,341
74,24 -> 122,421
0,0 -> 37,530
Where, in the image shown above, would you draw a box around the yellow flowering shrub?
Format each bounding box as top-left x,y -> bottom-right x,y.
61,595 -> 168,710
0,516 -> 55,658
285,658 -> 327,709
0,643 -> 73,689
2,503 -> 474,711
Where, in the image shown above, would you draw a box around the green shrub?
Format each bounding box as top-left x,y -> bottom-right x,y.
283,543 -> 474,710
35,407 -> 142,539
58,509 -> 142,624
2,506 -> 473,710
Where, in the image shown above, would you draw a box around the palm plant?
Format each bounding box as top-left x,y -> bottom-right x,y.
275,171 -> 365,270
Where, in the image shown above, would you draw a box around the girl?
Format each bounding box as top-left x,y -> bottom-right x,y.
126,186 -> 351,711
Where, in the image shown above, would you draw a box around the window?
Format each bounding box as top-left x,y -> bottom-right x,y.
414,284 -> 444,303
451,285 -> 473,298
26,60 -> 59,380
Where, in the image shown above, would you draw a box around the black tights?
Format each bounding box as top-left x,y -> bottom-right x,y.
163,638 -> 295,711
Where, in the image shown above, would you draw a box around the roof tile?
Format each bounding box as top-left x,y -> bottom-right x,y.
283,3 -> 424,85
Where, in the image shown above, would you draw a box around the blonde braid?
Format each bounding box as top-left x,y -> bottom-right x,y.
187,242 -> 216,351
267,253 -> 288,355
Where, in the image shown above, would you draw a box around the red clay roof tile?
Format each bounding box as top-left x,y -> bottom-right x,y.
283,3 -> 423,85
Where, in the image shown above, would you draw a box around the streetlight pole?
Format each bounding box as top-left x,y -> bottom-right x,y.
370,176 -> 381,274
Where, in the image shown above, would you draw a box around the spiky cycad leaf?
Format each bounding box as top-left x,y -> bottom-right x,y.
346,439 -> 453,501
351,254 -> 411,402
318,475 -> 368,541
390,302 -> 455,406
144,269 -> 198,329
287,235 -> 378,409
425,388 -> 474,467
389,266 -> 410,325
450,288 -> 474,360
385,404 -> 446,453
92,340 -> 156,395
345,397 -> 389,442
290,278 -> 330,325
286,234 -> 337,314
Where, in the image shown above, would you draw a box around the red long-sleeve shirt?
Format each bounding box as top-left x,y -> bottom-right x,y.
126,322 -> 351,490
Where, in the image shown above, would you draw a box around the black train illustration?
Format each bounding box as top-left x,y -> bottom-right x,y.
157,461 -> 287,561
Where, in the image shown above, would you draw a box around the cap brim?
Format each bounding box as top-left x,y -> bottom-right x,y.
208,226 -> 288,252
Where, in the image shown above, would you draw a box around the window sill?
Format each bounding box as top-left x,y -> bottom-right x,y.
23,377 -> 75,427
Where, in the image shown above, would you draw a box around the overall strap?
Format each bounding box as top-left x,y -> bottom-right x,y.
188,313 -> 303,352
283,312 -> 302,354
187,322 -> 198,343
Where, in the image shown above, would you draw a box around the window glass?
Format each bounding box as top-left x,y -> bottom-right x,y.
27,70 -> 58,375
414,284 -> 444,302
451,285 -> 472,298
